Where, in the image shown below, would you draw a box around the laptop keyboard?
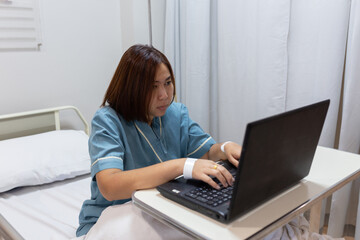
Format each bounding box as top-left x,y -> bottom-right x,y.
185,184 -> 233,207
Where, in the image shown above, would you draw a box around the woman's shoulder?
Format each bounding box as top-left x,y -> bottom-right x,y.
168,102 -> 188,114
91,107 -> 130,138
92,106 -> 126,128
94,106 -> 118,120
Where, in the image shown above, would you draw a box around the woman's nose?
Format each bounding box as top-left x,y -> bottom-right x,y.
158,86 -> 168,100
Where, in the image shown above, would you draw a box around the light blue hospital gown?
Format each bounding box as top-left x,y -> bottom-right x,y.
76,102 -> 215,236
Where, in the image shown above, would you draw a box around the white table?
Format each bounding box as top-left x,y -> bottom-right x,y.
132,147 -> 360,239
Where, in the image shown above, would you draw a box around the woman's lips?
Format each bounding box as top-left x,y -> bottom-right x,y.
157,105 -> 168,111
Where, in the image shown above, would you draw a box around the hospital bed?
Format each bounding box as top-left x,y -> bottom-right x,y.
1,106 -> 355,240
0,106 -> 91,240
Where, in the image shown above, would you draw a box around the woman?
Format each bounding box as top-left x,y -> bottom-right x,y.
76,44 -> 242,237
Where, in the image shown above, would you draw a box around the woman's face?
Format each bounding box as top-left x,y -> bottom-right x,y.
148,63 -> 174,123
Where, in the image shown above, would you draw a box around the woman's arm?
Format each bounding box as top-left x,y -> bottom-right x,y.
96,158 -> 185,201
96,157 -> 235,201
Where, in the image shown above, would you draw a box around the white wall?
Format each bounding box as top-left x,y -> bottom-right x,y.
0,0 -> 166,128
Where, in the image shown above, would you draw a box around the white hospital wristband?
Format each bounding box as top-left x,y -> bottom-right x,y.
221,141 -> 232,153
183,158 -> 198,179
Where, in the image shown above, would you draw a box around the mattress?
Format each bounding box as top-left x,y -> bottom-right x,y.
0,174 -> 91,240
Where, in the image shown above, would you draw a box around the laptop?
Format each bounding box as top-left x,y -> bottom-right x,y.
157,99 -> 330,223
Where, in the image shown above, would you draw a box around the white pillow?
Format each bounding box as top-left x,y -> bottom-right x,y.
0,130 -> 91,193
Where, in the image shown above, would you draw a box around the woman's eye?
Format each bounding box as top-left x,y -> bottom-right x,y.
165,81 -> 172,86
153,85 -> 158,89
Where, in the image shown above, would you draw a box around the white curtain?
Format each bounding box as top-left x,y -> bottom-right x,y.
164,0 -> 215,136
216,0 -> 291,143
164,0 -> 360,237
331,0 -> 360,238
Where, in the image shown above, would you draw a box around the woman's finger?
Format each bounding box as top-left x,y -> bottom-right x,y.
200,174 -> 220,189
227,155 -> 239,168
210,168 -> 228,188
208,164 -> 234,187
217,164 -> 235,186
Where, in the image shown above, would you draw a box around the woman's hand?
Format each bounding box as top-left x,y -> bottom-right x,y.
207,142 -> 242,168
191,159 -> 235,189
223,142 -> 242,167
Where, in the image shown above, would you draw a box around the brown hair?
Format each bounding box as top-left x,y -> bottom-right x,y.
102,44 -> 176,123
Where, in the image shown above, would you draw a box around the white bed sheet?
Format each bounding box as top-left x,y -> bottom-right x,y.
0,174 -> 91,240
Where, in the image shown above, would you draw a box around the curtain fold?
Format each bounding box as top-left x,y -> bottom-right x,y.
338,0 -> 360,154
330,0 -> 360,237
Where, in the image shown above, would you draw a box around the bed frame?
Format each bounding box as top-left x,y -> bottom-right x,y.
0,106 -> 89,140
0,106 -> 90,240
0,214 -> 23,240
